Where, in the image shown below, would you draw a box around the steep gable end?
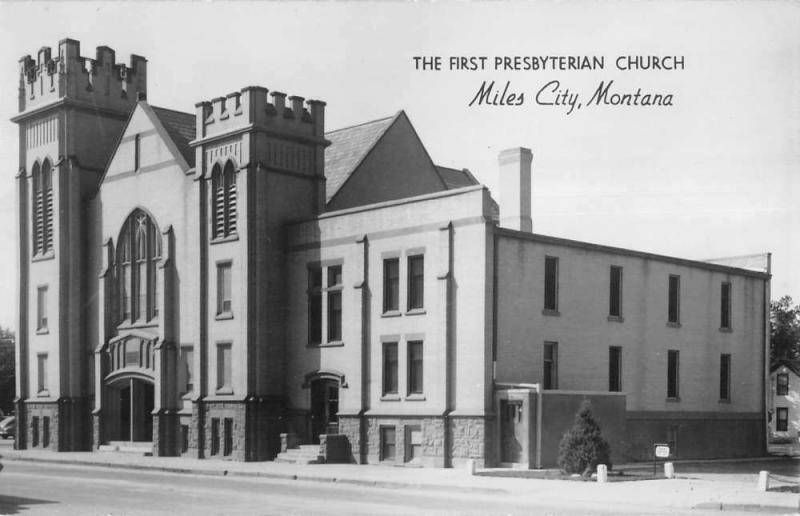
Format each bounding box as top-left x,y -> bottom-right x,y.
101,102 -> 193,186
325,111 -> 447,211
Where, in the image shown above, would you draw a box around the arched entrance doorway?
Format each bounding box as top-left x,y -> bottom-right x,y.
113,378 -> 154,442
310,379 -> 339,443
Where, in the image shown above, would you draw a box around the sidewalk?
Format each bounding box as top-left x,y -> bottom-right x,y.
1,448 -> 798,513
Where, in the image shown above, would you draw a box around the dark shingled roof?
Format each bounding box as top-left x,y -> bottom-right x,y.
772,359 -> 800,376
324,115 -> 395,203
435,165 -> 479,190
151,106 -> 196,167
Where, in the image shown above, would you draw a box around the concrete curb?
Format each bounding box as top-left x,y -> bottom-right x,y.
0,454 -> 508,496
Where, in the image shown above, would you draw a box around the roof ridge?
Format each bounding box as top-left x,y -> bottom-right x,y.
150,105 -> 194,118
326,115 -> 394,135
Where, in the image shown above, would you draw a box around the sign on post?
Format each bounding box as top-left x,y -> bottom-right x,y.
653,443 -> 671,476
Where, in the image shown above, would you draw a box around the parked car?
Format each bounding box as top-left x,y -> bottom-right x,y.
0,416 -> 15,439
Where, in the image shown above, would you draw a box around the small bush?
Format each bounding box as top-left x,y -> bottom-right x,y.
557,400 -> 612,476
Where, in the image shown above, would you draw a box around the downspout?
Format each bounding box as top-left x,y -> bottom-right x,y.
763,253 -> 772,454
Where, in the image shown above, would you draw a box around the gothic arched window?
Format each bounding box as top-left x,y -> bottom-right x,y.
211,160 -> 237,239
117,210 -> 161,323
31,159 -> 54,255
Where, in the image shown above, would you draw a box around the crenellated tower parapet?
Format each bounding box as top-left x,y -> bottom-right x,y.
17,38 -> 146,116
194,86 -> 325,143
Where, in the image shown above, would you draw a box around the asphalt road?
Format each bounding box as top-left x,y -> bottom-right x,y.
0,460 -> 707,516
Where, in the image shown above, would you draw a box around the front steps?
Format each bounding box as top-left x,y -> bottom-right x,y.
99,441 -> 153,456
274,444 -> 324,464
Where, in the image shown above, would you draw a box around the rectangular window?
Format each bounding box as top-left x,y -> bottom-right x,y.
383,258 -> 399,313
42,417 -> 50,448
327,265 -> 342,342
380,426 -> 396,461
308,267 -> 322,344
408,341 -> 424,395
667,350 -> 680,399
776,408 -> 789,432
720,282 -> 731,329
179,345 -> 194,395
405,426 -> 422,463
181,425 -> 189,454
407,255 -> 424,311
668,275 -> 680,324
223,418 -> 233,456
134,134 -> 140,171
216,262 -> 232,315
216,343 -> 232,393
210,418 -> 220,455
31,417 -> 39,447
609,346 -> 622,392
37,353 -> 48,394
382,342 -> 398,395
777,373 -> 789,396
37,286 -> 48,331
720,354 -> 731,401
543,342 -> 558,390
609,266 -> 622,317
544,256 -> 559,311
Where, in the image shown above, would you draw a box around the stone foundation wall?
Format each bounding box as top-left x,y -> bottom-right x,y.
363,416 -> 449,467
338,415 -> 362,463
153,410 -> 179,457
448,416 -> 492,469
203,401 -> 247,461
24,401 -> 60,450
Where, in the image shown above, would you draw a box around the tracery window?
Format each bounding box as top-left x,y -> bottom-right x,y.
117,210 -> 161,323
31,159 -> 54,255
211,160 -> 237,239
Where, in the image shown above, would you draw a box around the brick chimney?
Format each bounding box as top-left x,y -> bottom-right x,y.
498,147 -> 532,232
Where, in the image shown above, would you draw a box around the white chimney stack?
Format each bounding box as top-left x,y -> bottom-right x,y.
497,147 -> 532,232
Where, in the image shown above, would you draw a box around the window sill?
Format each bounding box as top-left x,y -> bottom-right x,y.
607,315 -> 624,323
719,327 -> 733,333
321,341 -> 344,348
666,322 -> 681,328
542,309 -> 560,317
215,387 -> 234,395
210,234 -> 239,245
37,390 -> 50,398
32,251 -> 55,263
215,312 -> 234,321
381,394 -> 401,401
405,309 -> 426,316
718,398 -> 731,404
35,328 -> 49,335
381,311 -> 402,318
405,394 -> 425,401
117,320 -> 159,331
666,397 -> 680,402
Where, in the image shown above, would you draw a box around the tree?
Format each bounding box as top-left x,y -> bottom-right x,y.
770,296 -> 800,362
557,401 -> 612,477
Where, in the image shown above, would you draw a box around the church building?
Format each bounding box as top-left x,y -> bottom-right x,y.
13,39 -> 771,467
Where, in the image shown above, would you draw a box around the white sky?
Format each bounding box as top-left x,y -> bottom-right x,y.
0,1 -> 798,332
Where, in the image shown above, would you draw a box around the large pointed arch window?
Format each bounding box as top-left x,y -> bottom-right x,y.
31,159 -> 54,255
117,210 -> 161,324
211,160 -> 237,239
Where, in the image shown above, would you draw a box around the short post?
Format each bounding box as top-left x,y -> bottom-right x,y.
466,458 -> 477,475
596,464 -> 608,483
757,470 -> 769,491
664,462 -> 674,479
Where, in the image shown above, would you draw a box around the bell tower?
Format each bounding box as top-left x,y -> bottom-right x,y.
12,38 -> 146,451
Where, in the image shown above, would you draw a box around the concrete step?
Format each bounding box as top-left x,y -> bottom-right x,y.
99,441 -> 153,456
275,444 -> 323,464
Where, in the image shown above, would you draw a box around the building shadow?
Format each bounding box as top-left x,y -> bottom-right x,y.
0,494 -> 58,515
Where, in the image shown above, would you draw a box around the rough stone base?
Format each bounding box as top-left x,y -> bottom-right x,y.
448,416 -> 493,469
24,400 -> 60,451
153,410 -> 179,456
202,397 -> 286,461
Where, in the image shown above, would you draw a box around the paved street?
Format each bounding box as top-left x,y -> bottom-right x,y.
0,456 -> 797,516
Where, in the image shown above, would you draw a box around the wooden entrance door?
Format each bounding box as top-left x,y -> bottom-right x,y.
310,379 -> 339,443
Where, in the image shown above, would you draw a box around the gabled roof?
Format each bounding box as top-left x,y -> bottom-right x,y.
772,359 -> 800,376
435,165 -> 479,190
324,114 -> 395,202
151,106 -> 195,167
